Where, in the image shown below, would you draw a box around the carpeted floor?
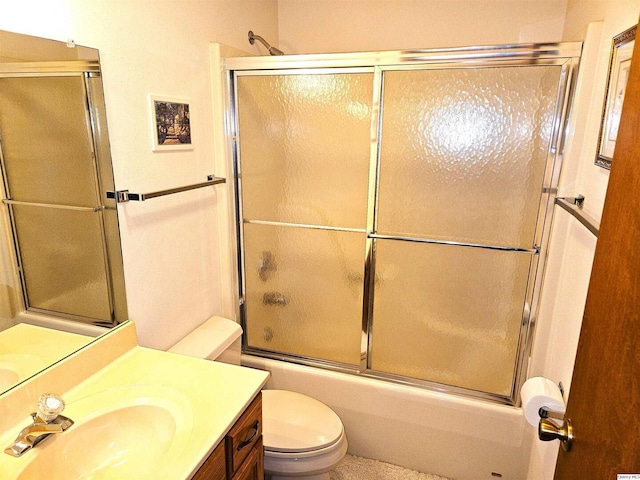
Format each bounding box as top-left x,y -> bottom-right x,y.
329,455 -> 452,480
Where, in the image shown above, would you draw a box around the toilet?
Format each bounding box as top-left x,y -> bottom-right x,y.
168,316 -> 348,480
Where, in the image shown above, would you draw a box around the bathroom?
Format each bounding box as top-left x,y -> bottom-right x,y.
1,0 -> 639,479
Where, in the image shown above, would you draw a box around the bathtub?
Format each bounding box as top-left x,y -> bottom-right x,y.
242,354 -> 531,480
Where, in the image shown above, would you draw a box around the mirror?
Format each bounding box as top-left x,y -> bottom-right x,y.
595,24 -> 637,169
0,322 -> 99,392
0,30 -> 128,394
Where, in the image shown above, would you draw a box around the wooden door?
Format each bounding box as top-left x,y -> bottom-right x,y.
554,20 -> 640,480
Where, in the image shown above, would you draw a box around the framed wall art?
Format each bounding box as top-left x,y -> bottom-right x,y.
595,25 -> 636,169
150,95 -> 193,151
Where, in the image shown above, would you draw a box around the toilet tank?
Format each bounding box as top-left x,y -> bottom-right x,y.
168,316 -> 242,365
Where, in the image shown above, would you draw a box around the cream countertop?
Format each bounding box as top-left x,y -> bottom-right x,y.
0,324 -> 92,391
0,321 -> 269,479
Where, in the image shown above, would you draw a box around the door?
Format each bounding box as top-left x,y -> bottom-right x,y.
554,22 -> 640,479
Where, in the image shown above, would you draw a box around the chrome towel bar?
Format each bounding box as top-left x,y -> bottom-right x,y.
2,199 -> 105,212
555,195 -> 599,237
106,175 -> 225,203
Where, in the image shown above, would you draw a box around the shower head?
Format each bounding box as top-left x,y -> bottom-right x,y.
248,30 -> 284,56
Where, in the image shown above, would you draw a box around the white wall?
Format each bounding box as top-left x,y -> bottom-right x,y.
526,2 -> 640,479
278,0 -> 568,54
0,0 -> 278,349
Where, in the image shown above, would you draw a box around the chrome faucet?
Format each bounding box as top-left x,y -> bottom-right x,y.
4,394 -> 74,457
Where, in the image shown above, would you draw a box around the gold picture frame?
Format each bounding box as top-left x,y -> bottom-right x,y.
596,25 -> 636,169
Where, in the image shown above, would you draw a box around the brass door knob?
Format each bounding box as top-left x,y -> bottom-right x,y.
538,418 -> 574,451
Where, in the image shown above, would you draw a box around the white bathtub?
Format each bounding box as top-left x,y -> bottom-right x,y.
242,355 -> 531,480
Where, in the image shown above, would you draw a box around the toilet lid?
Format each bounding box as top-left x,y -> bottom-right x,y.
262,390 -> 344,453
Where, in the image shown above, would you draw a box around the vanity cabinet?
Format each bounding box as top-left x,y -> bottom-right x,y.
193,393 -> 263,480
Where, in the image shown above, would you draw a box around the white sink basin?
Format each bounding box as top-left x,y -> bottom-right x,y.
15,385 -> 193,479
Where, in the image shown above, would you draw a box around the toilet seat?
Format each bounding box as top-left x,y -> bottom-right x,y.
265,430 -> 347,459
262,390 -> 344,453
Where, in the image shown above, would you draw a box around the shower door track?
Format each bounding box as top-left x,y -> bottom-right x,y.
227,42 -> 582,406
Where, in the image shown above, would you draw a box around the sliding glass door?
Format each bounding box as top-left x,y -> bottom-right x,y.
0,75 -> 117,324
237,72 -> 372,365
230,43 -> 580,403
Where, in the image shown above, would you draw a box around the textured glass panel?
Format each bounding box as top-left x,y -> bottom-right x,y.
377,66 -> 562,248
370,240 -> 533,396
12,205 -> 111,321
0,76 -> 98,206
243,222 -> 364,365
237,73 -> 373,229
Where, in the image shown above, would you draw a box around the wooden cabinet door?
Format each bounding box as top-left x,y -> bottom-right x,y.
192,441 -> 226,480
232,439 -> 264,480
191,393 -> 264,480
226,394 -> 262,477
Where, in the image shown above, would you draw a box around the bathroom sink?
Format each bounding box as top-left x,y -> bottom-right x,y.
14,385 -> 194,479
1,323 -> 270,479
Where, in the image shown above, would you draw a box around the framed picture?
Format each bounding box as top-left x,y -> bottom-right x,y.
596,25 -> 636,169
150,95 -> 193,151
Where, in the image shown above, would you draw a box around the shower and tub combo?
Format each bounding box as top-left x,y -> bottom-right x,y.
218,39 -> 581,479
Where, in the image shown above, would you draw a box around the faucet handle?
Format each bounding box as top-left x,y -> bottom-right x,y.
37,394 -> 65,423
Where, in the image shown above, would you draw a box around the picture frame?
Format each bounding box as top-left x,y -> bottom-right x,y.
150,95 -> 193,151
595,25 -> 636,169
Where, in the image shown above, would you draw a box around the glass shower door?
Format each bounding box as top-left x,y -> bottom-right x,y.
231,43 -> 579,403
0,75 -> 113,322
236,72 -> 374,366
370,65 -> 562,396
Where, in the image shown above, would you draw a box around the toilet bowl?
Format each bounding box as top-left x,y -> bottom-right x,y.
262,389 -> 348,480
168,317 -> 348,480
